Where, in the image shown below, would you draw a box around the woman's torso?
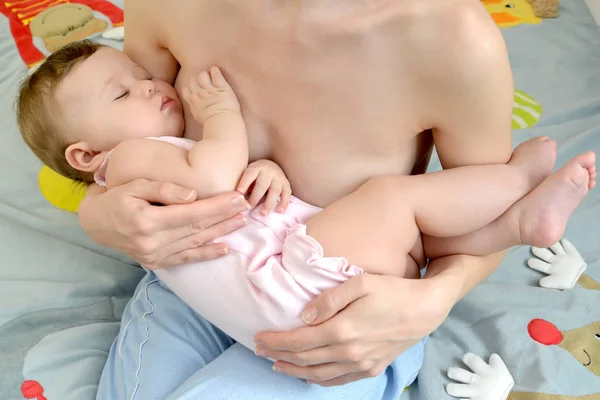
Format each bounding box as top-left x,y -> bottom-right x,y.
161,0 -> 433,207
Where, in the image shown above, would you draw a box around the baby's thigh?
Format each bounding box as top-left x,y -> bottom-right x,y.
306,178 -> 420,276
96,271 -> 235,400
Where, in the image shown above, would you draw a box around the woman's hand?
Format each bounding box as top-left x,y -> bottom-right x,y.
254,274 -> 453,387
78,179 -> 250,269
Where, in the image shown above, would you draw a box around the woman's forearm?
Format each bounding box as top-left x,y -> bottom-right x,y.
424,251 -> 506,304
77,183 -> 107,237
78,183 -> 105,217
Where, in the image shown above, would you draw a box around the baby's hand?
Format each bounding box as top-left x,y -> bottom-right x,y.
182,66 -> 241,125
237,160 -> 292,215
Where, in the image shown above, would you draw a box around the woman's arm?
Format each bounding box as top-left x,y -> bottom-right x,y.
123,0 -> 179,85
255,1 -> 514,386
425,251 -> 505,304
418,0 -> 513,301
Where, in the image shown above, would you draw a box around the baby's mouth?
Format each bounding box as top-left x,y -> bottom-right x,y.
583,349 -> 592,367
160,95 -> 175,111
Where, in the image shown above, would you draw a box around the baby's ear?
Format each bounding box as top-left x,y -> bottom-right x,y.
65,142 -> 105,172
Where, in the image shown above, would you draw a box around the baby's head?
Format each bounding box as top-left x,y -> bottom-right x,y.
17,40 -> 184,183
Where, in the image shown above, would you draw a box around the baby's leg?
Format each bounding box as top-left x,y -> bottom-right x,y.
426,152 -> 597,259
305,137 -> 556,276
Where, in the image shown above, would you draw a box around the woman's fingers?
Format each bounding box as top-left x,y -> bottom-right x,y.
256,322 -> 338,353
272,360 -> 374,383
305,350 -> 403,387
127,179 -> 197,205
257,342 -> 378,367
301,275 -> 371,325
146,214 -> 249,268
157,243 -> 230,267
148,192 -> 249,232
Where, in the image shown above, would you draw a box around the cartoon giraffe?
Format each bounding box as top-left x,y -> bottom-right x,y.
578,273 -> 600,290
448,318 -> 600,399
506,319 -> 600,400
448,251 -> 599,400
508,392 -> 599,399
0,0 -> 123,68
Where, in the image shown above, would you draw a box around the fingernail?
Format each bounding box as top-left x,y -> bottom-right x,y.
236,201 -> 251,213
301,305 -> 317,324
261,208 -> 268,216
230,195 -> 245,207
254,346 -> 265,357
236,216 -> 247,227
219,247 -> 229,256
178,189 -> 195,201
272,363 -> 281,372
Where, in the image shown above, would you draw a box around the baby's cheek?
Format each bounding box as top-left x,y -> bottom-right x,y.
158,81 -> 180,100
134,114 -> 164,138
173,113 -> 186,137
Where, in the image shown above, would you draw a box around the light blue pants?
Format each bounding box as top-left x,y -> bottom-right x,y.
96,271 -> 427,400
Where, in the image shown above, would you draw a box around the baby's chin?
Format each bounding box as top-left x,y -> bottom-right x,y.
162,117 -> 185,139
144,124 -> 184,140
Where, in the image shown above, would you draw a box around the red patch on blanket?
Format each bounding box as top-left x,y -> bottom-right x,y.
21,380 -> 47,400
528,318 -> 563,345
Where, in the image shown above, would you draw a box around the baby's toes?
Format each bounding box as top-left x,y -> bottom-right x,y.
588,166 -> 596,179
209,65 -> 229,88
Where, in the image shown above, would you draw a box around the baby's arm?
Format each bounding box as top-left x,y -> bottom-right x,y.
105,66 -> 248,198
183,66 -> 248,193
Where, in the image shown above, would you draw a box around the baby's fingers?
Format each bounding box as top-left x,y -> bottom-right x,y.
182,86 -> 191,101
237,168 -> 259,194
209,65 -> 229,88
262,183 -> 283,215
277,183 -> 292,213
248,173 -> 271,206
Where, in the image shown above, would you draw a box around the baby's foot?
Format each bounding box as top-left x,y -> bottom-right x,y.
517,151 -> 596,248
182,66 -> 241,124
508,136 -> 557,189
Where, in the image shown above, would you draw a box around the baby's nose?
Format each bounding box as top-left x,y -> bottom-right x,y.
528,318 -> 563,345
139,80 -> 155,96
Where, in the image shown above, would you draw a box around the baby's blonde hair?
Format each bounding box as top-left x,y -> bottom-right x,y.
17,39 -> 103,184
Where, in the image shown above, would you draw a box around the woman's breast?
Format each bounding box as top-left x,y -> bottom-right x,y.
170,5 -> 432,207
